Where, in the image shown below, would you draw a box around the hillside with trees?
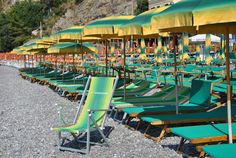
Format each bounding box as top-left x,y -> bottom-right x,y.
0,0 -> 149,52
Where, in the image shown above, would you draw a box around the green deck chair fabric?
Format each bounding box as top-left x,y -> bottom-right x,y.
52,77 -> 115,133
171,123 -> 236,143
140,106 -> 236,126
203,144 -> 236,158
121,79 -> 212,116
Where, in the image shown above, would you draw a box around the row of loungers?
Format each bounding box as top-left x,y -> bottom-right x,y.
113,79 -> 235,157
19,66 -> 234,157
18,66 -> 162,101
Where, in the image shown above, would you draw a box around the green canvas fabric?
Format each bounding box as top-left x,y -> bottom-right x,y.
140,106 -> 236,124
119,80 -> 212,116
113,86 -> 190,107
114,80 -> 156,97
189,79 -> 212,106
121,95 -> 219,116
112,84 -> 174,101
52,77 -> 115,133
171,122 -> 236,140
203,144 -> 236,158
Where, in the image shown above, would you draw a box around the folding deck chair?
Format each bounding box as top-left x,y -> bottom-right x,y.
170,122 -> 236,157
51,76 -> 119,154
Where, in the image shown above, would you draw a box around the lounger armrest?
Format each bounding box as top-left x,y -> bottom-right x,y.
88,109 -> 112,113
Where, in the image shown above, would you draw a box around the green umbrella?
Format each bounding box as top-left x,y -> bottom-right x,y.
118,6 -> 169,37
83,16 -> 134,39
48,42 -> 96,54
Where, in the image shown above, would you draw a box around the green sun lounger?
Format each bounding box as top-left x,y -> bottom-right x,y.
51,76 -> 119,154
113,85 -> 190,109
121,79 -> 218,119
170,122 -> 236,156
140,106 -> 234,142
203,144 -> 236,158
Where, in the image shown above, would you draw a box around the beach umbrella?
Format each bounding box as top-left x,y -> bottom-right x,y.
183,32 -> 189,53
189,34 -> 221,43
204,34 -> 213,65
36,36 -> 57,45
83,16 -> 134,39
221,34 -> 225,56
195,44 -> 201,62
54,26 -> 100,42
48,42 -> 96,54
83,15 -> 134,76
118,6 -> 169,37
154,36 -> 163,64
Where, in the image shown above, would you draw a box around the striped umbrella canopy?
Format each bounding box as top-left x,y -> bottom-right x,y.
48,42 -> 96,54
155,36 -> 163,63
53,26 -> 100,42
118,6 -> 169,37
195,44 -> 201,62
204,34 -> 213,65
151,0 -> 236,33
183,32 -> 189,53
151,0 -> 199,33
179,32 -> 190,61
139,38 -> 147,60
36,36 -> 57,45
83,16 -> 134,39
221,34 -> 225,56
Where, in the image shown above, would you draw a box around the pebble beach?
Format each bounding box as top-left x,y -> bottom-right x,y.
0,66 -> 193,158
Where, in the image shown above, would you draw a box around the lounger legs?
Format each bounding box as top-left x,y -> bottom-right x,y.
144,124 -> 167,142
177,138 -> 187,153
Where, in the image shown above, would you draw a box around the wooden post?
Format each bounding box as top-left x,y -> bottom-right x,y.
173,34 -> 179,114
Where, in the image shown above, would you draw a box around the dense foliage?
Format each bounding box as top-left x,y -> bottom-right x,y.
0,0 -> 67,52
135,0 -> 149,15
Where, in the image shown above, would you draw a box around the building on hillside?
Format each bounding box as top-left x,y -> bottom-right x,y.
148,0 -> 180,9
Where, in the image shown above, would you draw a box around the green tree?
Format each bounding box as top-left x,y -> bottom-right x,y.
134,0 -> 149,15
0,1 -> 45,52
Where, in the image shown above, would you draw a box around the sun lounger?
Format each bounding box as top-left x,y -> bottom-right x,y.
139,106 -> 234,142
121,79 -> 222,120
202,143 -> 236,158
171,122 -> 236,156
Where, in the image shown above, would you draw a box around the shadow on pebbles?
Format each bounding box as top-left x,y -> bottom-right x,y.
0,66 -> 185,158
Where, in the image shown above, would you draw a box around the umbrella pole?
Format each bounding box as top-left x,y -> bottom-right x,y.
225,28 -> 233,144
73,53 -> 75,67
105,40 -> 108,76
173,34 -> 179,114
24,55 -> 26,68
123,37 -> 126,101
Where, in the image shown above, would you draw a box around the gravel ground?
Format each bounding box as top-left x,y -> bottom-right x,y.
0,66 -> 194,158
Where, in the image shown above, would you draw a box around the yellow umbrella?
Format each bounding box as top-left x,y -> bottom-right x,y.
118,6 -> 169,37
83,16 -> 134,39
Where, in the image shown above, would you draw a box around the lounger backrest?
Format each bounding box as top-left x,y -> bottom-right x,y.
189,80 -> 212,106
75,77 -> 115,129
